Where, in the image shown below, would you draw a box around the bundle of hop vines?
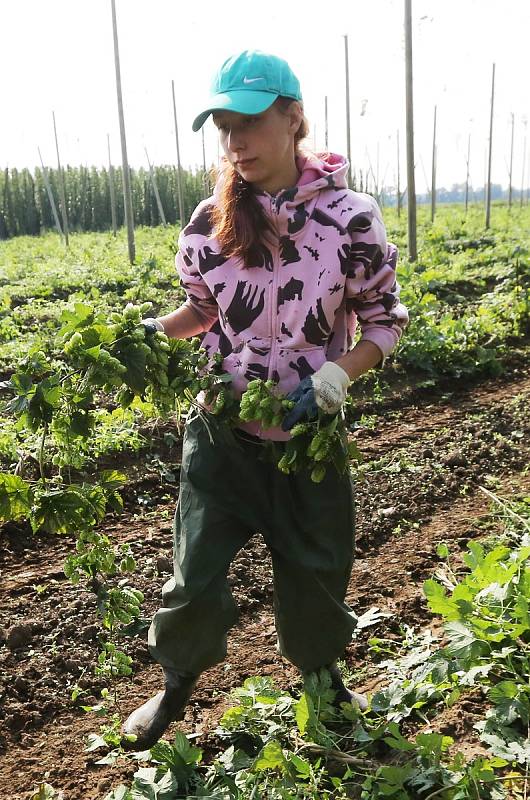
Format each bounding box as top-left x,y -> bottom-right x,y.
60,301 -> 359,481
237,378 -> 360,483
60,302 -> 234,418
239,379 -> 295,428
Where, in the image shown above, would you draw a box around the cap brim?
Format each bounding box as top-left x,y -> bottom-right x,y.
192,90 -> 278,132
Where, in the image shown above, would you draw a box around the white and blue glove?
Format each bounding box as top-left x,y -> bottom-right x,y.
281,361 -> 350,431
141,317 -> 165,335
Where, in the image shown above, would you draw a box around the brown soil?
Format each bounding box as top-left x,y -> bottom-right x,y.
2,362 -> 530,799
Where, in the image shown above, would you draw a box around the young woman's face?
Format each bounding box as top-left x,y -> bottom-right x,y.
213,101 -> 303,194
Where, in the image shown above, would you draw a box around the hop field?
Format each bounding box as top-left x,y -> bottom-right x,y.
1,202 -> 530,799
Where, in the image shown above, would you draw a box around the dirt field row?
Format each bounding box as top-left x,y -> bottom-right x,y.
1,362 -> 530,798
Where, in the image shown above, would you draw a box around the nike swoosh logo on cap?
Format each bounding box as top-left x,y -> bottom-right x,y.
243,77 -> 264,84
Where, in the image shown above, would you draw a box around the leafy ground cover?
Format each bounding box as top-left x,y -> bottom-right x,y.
0,203 -> 529,798
2,358 -> 530,799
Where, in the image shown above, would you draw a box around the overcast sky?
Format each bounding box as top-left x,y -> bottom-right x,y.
1,0 -> 529,193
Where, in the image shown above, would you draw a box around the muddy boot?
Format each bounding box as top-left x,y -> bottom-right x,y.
328,662 -> 368,712
122,668 -> 198,750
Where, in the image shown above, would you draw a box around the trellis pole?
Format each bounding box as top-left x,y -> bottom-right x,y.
485,63 -> 495,229
110,0 -> 135,263
324,96 -> 329,151
465,132 -> 471,213
396,129 -> 401,218
520,117 -> 527,209
201,127 -> 208,198
37,147 -> 63,238
107,134 -> 117,235
145,148 -> 167,225
431,105 -> 437,222
171,79 -> 185,226
508,112 -> 514,209
52,111 -> 69,246
344,35 -> 352,189
404,0 -> 417,261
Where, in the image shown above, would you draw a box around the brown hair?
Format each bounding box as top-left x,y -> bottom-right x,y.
210,97 -> 310,266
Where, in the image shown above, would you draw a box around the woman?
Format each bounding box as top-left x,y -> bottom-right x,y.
124,49 -> 409,750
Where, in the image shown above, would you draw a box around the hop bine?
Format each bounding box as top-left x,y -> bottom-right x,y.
59,302 -> 360,483
238,379 -> 360,483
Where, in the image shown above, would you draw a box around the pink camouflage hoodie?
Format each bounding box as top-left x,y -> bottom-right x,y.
176,151 -> 409,441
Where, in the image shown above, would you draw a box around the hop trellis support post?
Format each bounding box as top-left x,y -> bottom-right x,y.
465,132 -> 471,213
324,95 -> 329,152
396,129 -> 402,218
52,111 -> 69,247
485,63 -> 495,230
404,0 -> 417,261
520,117 -> 527,209
343,35 -> 352,190
508,112 -> 515,209
201,127 -> 208,199
37,146 -> 63,239
107,134 -> 117,236
431,105 -> 437,222
110,0 -> 135,264
171,79 -> 186,227
145,148 -> 167,226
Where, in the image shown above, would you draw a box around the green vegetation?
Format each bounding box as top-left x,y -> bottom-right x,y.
0,165 -> 208,237
0,163 -> 389,239
387,205 -> 530,380
2,202 -> 530,798
85,489 -> 529,799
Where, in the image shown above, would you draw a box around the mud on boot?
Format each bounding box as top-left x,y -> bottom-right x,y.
122,668 -> 198,751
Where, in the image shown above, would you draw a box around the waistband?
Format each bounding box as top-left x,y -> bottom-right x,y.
233,427 -> 268,445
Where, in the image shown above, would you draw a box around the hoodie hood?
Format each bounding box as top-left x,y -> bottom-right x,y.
213,152 -> 350,237
291,151 -> 349,196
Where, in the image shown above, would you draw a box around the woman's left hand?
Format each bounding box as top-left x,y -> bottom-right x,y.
281,362 -> 350,431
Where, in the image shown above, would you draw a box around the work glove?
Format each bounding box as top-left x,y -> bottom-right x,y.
281,361 -> 350,431
141,317 -> 165,335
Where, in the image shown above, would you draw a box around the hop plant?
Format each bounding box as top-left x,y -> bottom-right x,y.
59,300 -> 237,415
278,416 -> 347,483
90,349 -> 127,390
238,378 -> 359,482
198,352 -> 239,419
239,379 -> 294,429
57,300 -> 360,483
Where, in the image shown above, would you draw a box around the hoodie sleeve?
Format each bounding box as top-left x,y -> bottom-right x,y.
344,194 -> 409,368
176,214 -> 219,333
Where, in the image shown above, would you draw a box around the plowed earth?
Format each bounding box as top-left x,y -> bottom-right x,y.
2,359 -> 530,799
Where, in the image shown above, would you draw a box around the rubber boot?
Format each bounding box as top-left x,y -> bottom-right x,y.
328,662 -> 369,712
122,668 -> 198,750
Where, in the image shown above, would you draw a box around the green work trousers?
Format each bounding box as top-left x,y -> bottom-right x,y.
148,413 -> 357,676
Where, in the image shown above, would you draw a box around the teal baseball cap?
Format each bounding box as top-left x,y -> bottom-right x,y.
192,50 -> 302,132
